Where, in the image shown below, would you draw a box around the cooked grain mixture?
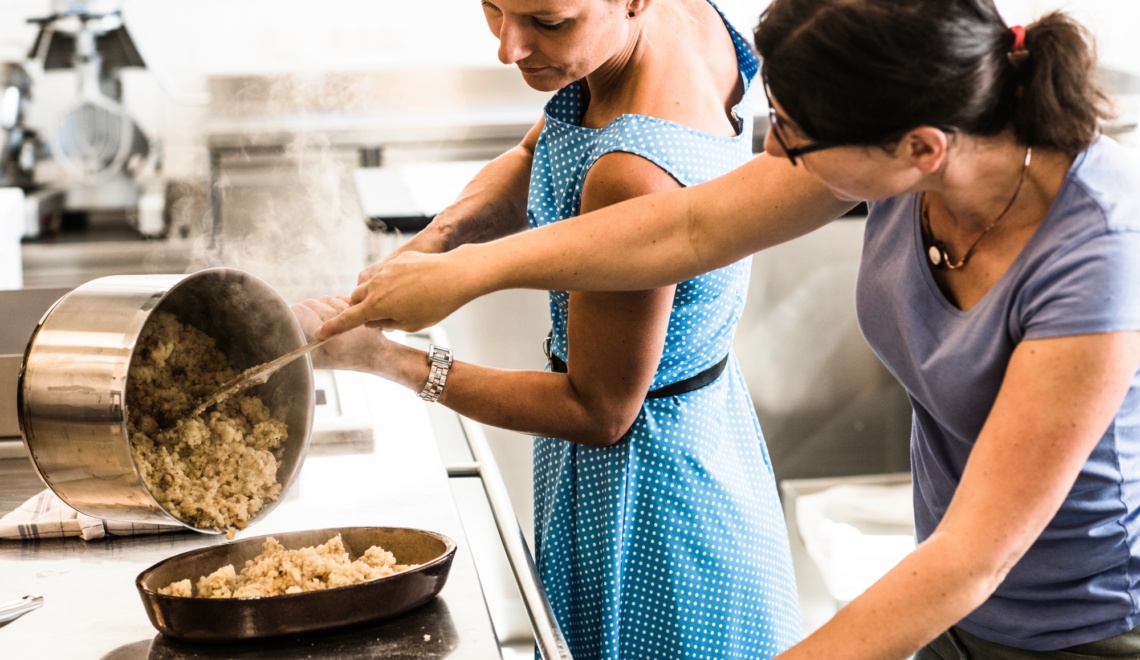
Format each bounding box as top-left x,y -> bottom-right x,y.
127,311 -> 288,532
157,534 -> 414,598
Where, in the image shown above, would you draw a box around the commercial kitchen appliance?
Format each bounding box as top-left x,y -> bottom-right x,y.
735,208 -> 914,483
0,58 -> 66,250
0,62 -> 36,190
23,0 -> 165,240
0,187 -> 25,289
0,286 -> 72,459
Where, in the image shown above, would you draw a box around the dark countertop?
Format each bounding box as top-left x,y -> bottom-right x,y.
0,372 -> 502,660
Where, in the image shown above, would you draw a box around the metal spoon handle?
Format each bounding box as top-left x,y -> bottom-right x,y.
191,338 -> 327,416
0,595 -> 44,628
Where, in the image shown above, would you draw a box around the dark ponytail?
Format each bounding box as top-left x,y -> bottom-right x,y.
1012,12 -> 1112,154
754,0 -> 1113,156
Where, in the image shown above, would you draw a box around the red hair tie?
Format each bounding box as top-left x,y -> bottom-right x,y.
1010,25 -> 1027,53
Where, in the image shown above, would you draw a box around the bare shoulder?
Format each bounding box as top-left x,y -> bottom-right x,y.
580,152 -> 681,212
627,0 -> 744,135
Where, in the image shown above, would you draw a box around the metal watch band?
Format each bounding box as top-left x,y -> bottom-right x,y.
417,344 -> 453,403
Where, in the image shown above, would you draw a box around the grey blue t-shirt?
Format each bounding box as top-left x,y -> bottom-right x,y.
857,135 -> 1140,651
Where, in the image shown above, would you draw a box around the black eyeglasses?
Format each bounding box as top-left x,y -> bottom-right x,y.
761,72 -> 962,166
761,73 -> 837,166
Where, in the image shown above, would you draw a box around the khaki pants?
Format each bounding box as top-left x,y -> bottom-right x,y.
917,625 -> 1140,659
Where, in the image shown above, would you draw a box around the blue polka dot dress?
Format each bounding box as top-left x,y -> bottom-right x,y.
529,6 -> 802,659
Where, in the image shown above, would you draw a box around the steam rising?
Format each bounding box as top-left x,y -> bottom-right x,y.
182,73 -> 407,304
210,126 -> 365,304
168,66 -> 533,304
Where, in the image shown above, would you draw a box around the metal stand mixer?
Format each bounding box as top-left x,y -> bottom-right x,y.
23,0 -> 164,240
0,62 -> 36,191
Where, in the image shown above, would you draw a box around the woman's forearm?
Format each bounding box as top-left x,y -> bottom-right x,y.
318,154 -> 850,336
782,331 -> 1140,659
780,531 -> 1005,660
460,153 -> 851,294
372,341 -> 637,446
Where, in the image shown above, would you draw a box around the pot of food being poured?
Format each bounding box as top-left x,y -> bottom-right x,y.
17,268 -> 314,535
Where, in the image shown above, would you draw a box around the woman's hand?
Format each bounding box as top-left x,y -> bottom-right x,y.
316,248 -> 479,338
292,296 -> 397,374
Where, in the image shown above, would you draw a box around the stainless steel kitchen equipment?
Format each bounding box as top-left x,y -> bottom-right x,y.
735,210 -> 913,483
0,187 -> 26,290
0,62 -> 36,190
0,288 -> 372,457
353,160 -> 486,235
24,0 -> 165,239
136,526 -> 457,642
0,60 -> 64,274
443,411 -> 571,660
0,286 -> 72,457
0,594 -> 43,628
18,268 -> 314,533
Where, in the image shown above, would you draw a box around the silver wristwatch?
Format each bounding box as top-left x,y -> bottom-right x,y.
417,344 -> 453,403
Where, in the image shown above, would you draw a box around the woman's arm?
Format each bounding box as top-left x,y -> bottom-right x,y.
290,312 -> 646,444
355,118 -> 544,282
318,152 -> 853,336
554,150 -> 681,443
296,151 -> 689,445
778,330 -> 1140,660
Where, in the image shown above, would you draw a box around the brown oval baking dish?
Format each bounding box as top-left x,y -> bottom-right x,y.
135,526 -> 457,642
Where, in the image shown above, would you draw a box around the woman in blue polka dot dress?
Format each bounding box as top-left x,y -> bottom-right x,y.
526,6 -> 802,658
296,0 -> 801,657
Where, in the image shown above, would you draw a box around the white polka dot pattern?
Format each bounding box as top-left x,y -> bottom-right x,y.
529,5 -> 802,658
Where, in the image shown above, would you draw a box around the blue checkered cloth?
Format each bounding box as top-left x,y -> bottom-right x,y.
0,490 -> 186,541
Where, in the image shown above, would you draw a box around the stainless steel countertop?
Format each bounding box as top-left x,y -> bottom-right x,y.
0,372 -> 502,659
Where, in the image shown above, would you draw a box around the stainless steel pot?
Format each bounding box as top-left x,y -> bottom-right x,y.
17,268 -> 314,533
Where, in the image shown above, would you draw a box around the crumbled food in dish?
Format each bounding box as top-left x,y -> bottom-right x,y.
127,311 -> 288,532
156,534 -> 416,598
160,578 -> 192,598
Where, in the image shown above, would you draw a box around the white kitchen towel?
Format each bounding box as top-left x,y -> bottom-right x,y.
0,489 -> 185,541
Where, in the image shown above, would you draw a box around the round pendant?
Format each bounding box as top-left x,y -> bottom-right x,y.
928,244 -> 943,267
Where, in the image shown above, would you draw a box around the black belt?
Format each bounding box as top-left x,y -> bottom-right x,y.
544,333 -> 729,400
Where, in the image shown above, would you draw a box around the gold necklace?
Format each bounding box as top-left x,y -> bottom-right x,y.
922,146 -> 1032,270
